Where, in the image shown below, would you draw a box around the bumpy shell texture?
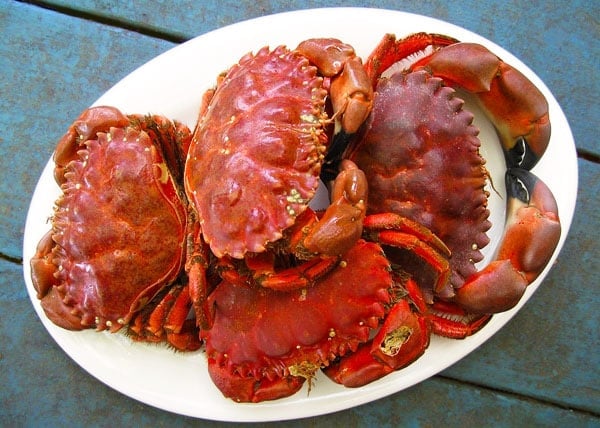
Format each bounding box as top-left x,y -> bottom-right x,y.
349,71 -> 491,295
203,240 -> 392,380
185,46 -> 328,258
51,126 -> 187,329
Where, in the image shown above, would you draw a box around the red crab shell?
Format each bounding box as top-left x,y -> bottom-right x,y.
184,45 -> 329,259
347,70 -> 491,299
202,239 -> 393,401
31,111 -> 191,332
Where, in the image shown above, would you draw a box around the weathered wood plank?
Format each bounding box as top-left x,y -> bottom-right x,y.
0,2 -> 176,259
43,0 -> 599,155
2,260 -> 598,426
1,1 -> 598,424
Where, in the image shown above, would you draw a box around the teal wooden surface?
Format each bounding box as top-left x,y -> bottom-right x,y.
1,0 -> 598,425
0,2 -> 176,259
42,0 -> 600,155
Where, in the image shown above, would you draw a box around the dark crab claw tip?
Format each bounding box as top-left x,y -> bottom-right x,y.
505,167 -> 535,204
505,168 -> 559,216
504,136 -> 544,171
321,130 -> 354,183
501,168 -> 561,284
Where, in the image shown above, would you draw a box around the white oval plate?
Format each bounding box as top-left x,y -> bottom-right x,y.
22,7 -> 577,422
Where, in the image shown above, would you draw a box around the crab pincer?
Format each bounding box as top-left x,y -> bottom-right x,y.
347,33 -> 561,338
453,168 -> 561,314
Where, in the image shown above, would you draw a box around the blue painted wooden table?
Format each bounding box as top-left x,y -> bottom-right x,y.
1,1 -> 598,426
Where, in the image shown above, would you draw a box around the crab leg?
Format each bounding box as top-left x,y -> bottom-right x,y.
144,284 -> 186,337
363,213 -> 451,258
128,284 -> 202,351
237,249 -> 340,291
365,33 -> 551,170
363,212 -> 452,294
429,300 -> 492,339
453,168 -> 561,314
185,220 -> 214,329
363,32 -> 457,88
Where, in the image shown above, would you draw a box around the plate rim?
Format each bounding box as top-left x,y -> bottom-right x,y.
22,6 -> 578,422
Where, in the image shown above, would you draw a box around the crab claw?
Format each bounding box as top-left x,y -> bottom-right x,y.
454,168 -> 561,313
296,38 -> 373,134
302,160 -> 367,257
499,168 -> 561,282
329,57 -> 374,134
324,278 -> 430,387
451,259 -> 528,314
414,41 -> 551,170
